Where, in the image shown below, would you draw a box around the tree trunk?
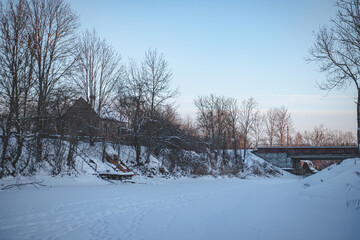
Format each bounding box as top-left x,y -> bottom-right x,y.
243,135 -> 247,162
36,91 -> 44,162
1,133 -> 10,177
135,142 -> 141,166
67,137 -> 77,170
357,88 -> 360,153
232,127 -> 238,164
146,131 -> 153,164
1,113 -> 14,174
36,135 -> 42,162
146,106 -> 155,164
12,127 -> 23,171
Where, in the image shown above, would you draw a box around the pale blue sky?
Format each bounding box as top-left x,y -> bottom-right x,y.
71,0 -> 356,133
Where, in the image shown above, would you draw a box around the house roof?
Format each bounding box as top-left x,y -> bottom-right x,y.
61,97 -> 98,119
62,97 -> 126,123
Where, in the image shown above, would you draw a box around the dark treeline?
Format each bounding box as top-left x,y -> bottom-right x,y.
0,0 -> 356,177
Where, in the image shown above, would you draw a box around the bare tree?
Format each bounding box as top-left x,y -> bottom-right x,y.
194,94 -> 229,168
195,95 -> 217,165
274,106 -> 293,146
227,98 -> 241,163
0,0 -> 32,176
117,60 -> 147,166
214,96 -> 229,162
251,112 -> 265,148
302,130 -> 313,146
28,0 -> 79,162
142,48 -> 178,163
294,132 -> 304,146
264,106 -> 293,146
238,97 -> 258,161
265,108 -> 277,147
116,50 -> 177,165
308,0 -> 360,151
311,124 -> 328,146
75,28 -> 122,115
74,29 -> 123,145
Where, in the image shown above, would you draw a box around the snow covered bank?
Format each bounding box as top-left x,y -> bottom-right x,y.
0,133 -> 288,179
301,158 -> 360,209
0,159 -> 359,240
72,142 -> 288,178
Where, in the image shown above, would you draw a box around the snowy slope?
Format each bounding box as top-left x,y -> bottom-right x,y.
75,142 -> 163,177
301,158 -> 360,204
241,150 -> 293,178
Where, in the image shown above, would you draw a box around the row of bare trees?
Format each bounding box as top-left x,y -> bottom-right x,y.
194,95 -> 262,167
194,95 -> 295,155
294,124 -> 355,146
193,94 -> 355,165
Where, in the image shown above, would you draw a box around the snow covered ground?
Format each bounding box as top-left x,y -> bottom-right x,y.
0,159 -> 359,240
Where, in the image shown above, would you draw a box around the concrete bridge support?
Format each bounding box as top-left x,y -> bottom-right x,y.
254,152 -> 294,169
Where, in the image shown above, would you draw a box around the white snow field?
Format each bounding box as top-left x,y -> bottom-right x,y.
1,159 -> 360,240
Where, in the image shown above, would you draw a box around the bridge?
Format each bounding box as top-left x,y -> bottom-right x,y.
253,146 -> 359,174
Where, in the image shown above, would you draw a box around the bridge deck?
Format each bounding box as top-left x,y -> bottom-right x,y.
256,146 -> 358,155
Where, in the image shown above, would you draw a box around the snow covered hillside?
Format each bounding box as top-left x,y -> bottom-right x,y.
0,158 -> 359,240
60,141 -> 287,178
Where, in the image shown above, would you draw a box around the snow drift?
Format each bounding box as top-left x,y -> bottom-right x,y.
302,158 -> 360,210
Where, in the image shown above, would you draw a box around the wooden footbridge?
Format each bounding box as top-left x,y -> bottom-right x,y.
253,146 -> 359,174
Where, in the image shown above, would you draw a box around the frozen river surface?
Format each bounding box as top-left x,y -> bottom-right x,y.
0,159 -> 359,240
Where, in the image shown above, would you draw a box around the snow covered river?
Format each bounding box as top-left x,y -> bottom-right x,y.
0,168 -> 359,240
